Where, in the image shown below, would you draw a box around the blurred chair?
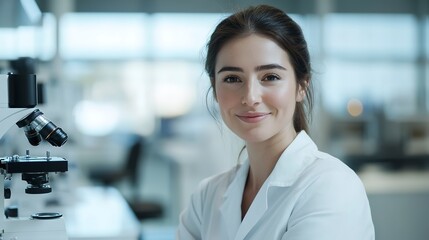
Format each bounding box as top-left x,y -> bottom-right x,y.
89,133 -> 164,220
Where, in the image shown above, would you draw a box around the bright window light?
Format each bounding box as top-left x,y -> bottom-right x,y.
60,13 -> 149,59
324,14 -> 418,59
150,13 -> 226,59
73,100 -> 121,136
0,13 -> 54,60
148,61 -> 199,118
0,28 -> 17,59
59,13 -> 226,60
16,26 -> 38,57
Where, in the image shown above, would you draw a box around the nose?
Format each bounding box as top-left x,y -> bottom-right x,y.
241,79 -> 261,106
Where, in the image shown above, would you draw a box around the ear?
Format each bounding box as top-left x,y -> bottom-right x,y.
296,81 -> 307,102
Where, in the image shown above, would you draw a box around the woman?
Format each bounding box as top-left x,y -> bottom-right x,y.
177,5 -> 374,240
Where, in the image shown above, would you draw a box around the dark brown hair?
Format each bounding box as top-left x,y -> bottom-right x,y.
205,5 -> 313,132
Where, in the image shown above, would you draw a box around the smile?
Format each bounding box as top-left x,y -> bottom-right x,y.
236,113 -> 271,123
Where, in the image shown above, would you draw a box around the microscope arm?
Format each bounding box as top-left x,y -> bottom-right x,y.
0,108 -> 34,140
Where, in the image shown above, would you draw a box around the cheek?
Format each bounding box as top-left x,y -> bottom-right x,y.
215,86 -> 237,109
216,93 -> 234,123
266,87 -> 297,108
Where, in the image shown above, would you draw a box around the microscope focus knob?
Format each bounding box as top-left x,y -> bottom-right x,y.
25,187 -> 52,194
22,172 -> 52,194
5,205 -> 18,218
4,188 -> 11,199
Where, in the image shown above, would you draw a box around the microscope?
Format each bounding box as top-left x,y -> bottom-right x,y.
0,72 -> 69,239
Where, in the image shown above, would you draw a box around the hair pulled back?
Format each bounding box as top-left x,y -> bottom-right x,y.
205,5 -> 313,132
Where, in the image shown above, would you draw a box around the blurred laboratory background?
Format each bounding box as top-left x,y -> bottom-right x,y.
0,0 -> 428,239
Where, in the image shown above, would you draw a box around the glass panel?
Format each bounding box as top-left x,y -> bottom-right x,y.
150,13 -> 226,59
0,13 -> 55,60
60,13 -> 227,60
424,17 -> 429,58
321,59 -> 417,117
324,14 -> 418,59
39,13 -> 56,60
66,60 -> 203,136
60,13 -> 149,59
424,17 -> 429,111
427,62 -> 429,111
0,28 -> 17,59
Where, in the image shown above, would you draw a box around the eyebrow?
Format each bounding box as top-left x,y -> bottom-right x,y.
255,64 -> 287,71
217,64 -> 287,74
217,66 -> 243,73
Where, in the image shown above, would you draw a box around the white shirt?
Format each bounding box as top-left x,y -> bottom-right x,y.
177,131 -> 375,240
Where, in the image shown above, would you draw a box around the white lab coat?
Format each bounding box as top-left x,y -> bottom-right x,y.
177,131 -> 375,240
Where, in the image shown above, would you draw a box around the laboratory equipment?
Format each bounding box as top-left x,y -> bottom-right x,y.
0,72 -> 68,240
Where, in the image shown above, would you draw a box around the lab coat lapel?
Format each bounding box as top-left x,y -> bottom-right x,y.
220,131 -> 317,240
234,181 -> 269,240
234,131 -> 317,240
268,131 -> 317,188
219,162 -> 249,240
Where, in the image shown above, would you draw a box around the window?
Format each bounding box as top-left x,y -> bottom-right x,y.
0,13 -> 55,60
60,13 -> 149,59
60,13 -> 225,136
59,13 -> 225,60
150,13 -> 225,59
321,14 -> 419,117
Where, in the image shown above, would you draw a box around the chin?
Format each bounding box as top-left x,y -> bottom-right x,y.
236,131 -> 272,143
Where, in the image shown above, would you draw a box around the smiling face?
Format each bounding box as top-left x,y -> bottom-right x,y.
214,34 -> 304,144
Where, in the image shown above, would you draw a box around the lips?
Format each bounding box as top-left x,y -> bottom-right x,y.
236,112 -> 271,123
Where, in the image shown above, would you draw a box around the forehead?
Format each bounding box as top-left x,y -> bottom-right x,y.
215,34 -> 292,71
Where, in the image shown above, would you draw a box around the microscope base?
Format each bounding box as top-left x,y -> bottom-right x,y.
2,216 -> 67,240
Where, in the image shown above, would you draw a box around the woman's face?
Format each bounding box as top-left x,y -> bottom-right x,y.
214,34 -> 304,143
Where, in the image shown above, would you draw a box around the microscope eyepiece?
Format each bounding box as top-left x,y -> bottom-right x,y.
16,109 -> 68,147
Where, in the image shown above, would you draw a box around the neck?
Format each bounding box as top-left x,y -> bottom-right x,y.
245,130 -> 298,191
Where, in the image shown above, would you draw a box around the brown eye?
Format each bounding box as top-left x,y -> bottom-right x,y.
263,74 -> 280,81
224,76 -> 241,83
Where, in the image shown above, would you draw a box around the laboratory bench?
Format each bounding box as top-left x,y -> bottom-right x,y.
358,166 -> 429,240
6,185 -> 142,240
63,186 -> 141,240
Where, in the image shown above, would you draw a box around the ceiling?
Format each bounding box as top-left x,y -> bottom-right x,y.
34,0 -> 428,14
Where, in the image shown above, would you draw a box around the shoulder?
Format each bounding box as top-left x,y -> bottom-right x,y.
286,151 -> 375,239
311,151 -> 363,185
298,150 -> 368,205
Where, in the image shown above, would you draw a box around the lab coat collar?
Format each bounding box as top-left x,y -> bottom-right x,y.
268,130 -> 318,188
219,160 -> 249,240
220,131 -> 317,240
